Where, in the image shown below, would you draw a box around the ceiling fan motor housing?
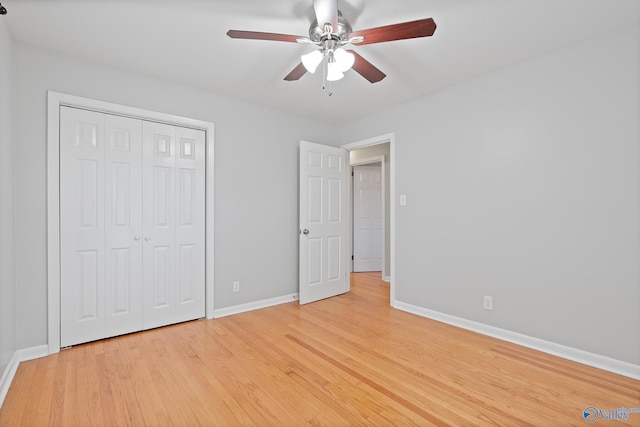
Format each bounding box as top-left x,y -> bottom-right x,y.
308,14 -> 353,43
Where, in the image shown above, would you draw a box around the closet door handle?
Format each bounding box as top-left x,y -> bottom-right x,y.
144,236 -> 151,241
134,236 -> 141,241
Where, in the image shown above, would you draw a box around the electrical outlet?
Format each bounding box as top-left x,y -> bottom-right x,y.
233,281 -> 240,292
483,295 -> 493,311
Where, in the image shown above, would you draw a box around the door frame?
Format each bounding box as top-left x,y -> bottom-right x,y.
46,91 -> 215,354
351,157 -> 385,275
341,133 -> 396,306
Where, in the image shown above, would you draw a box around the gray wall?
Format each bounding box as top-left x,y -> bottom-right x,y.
337,25 -> 640,365
3,22 -> 639,370
350,143 -> 391,279
12,43 -> 335,349
0,18 -> 16,376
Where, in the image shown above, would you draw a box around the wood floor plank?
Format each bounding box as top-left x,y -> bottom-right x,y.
1,272 -> 638,426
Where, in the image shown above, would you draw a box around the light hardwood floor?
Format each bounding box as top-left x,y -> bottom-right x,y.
1,272 -> 639,426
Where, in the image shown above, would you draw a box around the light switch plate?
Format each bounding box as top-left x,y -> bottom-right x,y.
400,195 -> 407,206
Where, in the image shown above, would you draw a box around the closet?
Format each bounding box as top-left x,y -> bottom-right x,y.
59,106 -> 205,347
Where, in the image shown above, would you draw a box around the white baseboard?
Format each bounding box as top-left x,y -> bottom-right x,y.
0,352 -> 19,409
0,345 -> 49,408
213,293 -> 299,318
393,300 -> 640,380
382,275 -> 391,282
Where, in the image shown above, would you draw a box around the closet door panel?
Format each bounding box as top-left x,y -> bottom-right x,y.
142,122 -> 205,328
174,127 -> 206,321
104,114 -> 143,337
60,107 -> 106,347
142,122 -> 177,329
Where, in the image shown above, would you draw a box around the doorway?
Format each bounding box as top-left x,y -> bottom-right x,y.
341,134 -> 395,304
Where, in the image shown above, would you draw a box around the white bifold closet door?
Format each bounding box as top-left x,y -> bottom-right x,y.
60,107 -> 205,347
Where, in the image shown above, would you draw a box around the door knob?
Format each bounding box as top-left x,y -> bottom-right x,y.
144,236 -> 151,241
302,229 -> 310,235
134,236 -> 141,241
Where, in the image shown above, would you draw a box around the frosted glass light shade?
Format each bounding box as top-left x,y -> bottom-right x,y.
327,62 -> 344,81
333,48 -> 355,73
301,50 -> 323,73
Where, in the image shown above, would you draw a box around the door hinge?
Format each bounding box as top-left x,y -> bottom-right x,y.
352,255 -> 354,260
352,171 -> 354,177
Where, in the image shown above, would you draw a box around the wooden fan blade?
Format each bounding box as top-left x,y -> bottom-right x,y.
284,63 -> 308,81
313,0 -> 338,30
350,18 -> 436,46
227,30 -> 302,43
347,50 -> 386,83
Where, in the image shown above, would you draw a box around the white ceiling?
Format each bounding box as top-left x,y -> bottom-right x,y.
4,0 -> 640,124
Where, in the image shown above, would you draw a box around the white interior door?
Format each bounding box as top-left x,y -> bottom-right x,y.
142,122 -> 205,329
299,141 -> 348,304
353,163 -> 383,272
60,107 -> 144,347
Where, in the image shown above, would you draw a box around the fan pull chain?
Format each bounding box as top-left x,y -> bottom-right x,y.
322,56 -> 327,91
321,55 -> 333,96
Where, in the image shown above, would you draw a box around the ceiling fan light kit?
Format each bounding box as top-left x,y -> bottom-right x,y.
302,45 -> 354,79
301,50 -> 323,73
326,64 -> 343,82
227,0 -> 436,92
332,48 -> 355,72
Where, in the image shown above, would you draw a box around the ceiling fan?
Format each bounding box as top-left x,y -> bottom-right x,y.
227,0 -> 436,84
